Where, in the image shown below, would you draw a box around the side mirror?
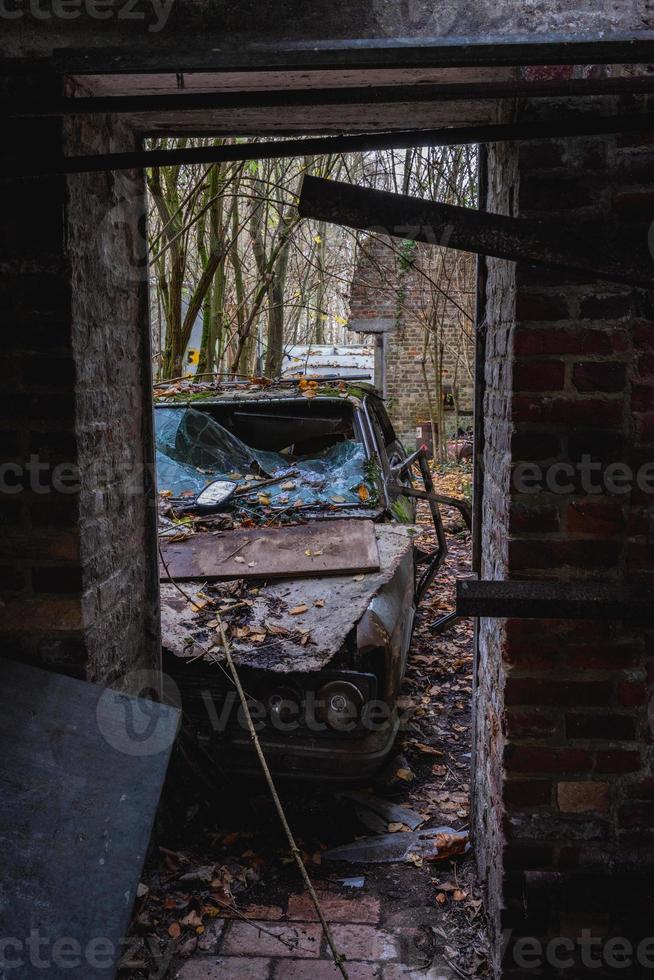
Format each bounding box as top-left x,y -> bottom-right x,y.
195,480 -> 238,513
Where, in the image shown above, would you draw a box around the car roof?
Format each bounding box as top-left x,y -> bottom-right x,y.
153,377 -> 380,407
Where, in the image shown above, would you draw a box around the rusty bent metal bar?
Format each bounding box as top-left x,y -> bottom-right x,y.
297,175 -> 654,290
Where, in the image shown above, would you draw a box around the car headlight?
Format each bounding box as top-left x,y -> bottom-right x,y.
267,686 -> 301,728
316,680 -> 365,732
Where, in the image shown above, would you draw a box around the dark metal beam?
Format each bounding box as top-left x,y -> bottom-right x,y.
4,31 -> 654,75
3,112 -> 654,181
227,33 -> 654,70
456,579 -> 654,622
8,75 -> 654,118
298,174 -> 654,289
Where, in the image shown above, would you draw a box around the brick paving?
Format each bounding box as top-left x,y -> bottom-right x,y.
174,890 -> 455,979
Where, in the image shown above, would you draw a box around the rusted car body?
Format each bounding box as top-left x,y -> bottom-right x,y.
156,380 -> 469,782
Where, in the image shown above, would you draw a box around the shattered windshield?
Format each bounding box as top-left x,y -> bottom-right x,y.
155,406 -> 371,510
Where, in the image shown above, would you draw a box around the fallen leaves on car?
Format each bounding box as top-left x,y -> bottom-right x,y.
289,605 -> 309,616
265,621 -> 291,637
357,484 -> 370,503
299,379 -> 319,400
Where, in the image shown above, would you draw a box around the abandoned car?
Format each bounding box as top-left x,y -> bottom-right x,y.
156,378 -> 469,781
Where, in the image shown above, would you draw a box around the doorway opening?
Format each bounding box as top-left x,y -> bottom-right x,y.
133,132 -> 486,977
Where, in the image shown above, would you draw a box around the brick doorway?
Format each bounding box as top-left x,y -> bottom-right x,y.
4,69 -> 653,979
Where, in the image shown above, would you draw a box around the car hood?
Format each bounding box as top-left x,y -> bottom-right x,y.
160,524 -> 414,674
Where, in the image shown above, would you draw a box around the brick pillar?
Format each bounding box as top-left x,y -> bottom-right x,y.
472,139 -> 519,972
0,77 -> 159,684
476,96 -> 654,975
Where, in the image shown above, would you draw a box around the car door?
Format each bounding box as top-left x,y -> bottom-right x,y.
362,396 -> 471,605
362,396 -> 416,521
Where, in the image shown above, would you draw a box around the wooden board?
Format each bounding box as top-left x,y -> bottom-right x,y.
161,524 -> 415,673
159,518 -> 380,582
0,658 -> 180,980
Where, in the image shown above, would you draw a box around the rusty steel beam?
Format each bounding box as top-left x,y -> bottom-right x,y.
298,175 -> 654,289
3,112 -> 654,181
8,75 -> 654,118
456,580 -> 654,622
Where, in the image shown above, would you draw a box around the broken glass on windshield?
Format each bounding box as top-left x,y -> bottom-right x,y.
155,407 -> 369,508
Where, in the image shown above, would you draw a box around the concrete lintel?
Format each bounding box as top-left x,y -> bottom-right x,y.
348,317 -> 397,334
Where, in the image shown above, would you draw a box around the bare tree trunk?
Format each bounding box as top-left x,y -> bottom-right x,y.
313,220 -> 327,344
265,224 -> 291,378
149,163 -> 186,379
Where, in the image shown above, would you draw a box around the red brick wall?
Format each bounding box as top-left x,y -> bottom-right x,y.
477,97 -> 654,975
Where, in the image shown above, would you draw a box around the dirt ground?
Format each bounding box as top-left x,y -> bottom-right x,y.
122,461 -> 489,979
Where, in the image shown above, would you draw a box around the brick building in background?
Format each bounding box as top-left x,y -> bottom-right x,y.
348,234 -> 476,449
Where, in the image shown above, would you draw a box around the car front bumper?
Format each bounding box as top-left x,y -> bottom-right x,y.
213,714 -> 400,783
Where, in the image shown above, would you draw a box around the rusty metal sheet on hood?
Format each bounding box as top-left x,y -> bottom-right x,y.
159,518 -> 380,581
160,524 -> 414,673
